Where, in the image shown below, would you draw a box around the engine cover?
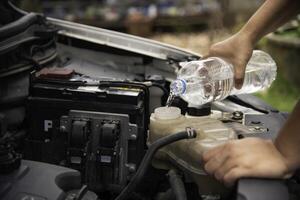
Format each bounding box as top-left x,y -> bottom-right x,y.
0,160 -> 98,200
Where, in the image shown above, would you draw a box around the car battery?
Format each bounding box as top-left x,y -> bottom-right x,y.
25,68 -> 149,191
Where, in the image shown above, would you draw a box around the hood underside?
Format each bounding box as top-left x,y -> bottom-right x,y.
48,17 -> 201,62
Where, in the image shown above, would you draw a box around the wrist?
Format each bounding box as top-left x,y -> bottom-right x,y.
274,137 -> 300,173
237,27 -> 258,46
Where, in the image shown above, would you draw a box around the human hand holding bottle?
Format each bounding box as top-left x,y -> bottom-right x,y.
204,32 -> 254,89
202,0 -> 300,187
205,0 -> 300,89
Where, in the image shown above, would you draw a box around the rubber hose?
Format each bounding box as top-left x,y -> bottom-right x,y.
168,170 -> 187,200
0,13 -> 39,39
115,129 -> 197,200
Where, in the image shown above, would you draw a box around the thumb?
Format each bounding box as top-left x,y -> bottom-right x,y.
201,54 -> 210,59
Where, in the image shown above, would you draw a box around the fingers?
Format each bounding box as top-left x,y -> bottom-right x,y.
201,54 -> 209,59
203,145 -> 229,175
204,44 -> 246,90
205,155 -> 250,187
223,168 -> 252,187
203,141 -> 246,186
214,158 -> 238,181
204,154 -> 227,175
234,66 -> 245,89
202,138 -> 290,187
203,145 -> 224,162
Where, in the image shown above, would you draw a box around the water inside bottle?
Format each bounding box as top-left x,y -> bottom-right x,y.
175,58 -> 234,106
231,51 -> 277,95
166,50 -> 276,106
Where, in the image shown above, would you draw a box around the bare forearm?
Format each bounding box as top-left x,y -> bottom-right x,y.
203,0 -> 300,184
275,100 -> 300,170
239,0 -> 300,44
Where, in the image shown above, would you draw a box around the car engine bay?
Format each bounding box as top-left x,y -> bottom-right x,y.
0,1 -> 298,200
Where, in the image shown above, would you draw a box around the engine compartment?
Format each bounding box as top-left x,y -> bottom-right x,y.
0,47 -> 290,199
0,3 -> 295,200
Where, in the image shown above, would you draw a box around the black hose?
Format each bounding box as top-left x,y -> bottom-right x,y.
227,95 -> 269,114
0,13 -> 40,39
75,185 -> 88,200
168,170 -> 187,200
150,83 -> 169,106
150,83 -> 169,97
155,189 -> 175,200
115,128 -> 197,200
8,1 -> 28,15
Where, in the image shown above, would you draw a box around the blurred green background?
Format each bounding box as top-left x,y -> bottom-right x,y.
15,0 -> 300,112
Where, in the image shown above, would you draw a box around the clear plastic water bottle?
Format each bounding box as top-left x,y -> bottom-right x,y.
169,50 -> 277,106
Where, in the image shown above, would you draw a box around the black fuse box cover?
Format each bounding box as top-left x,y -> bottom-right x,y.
25,75 -> 149,171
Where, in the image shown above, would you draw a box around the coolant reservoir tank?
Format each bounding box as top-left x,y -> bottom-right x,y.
149,106 -> 236,195
154,106 -> 182,120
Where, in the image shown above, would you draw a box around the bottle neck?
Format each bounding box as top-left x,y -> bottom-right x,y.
170,79 -> 187,96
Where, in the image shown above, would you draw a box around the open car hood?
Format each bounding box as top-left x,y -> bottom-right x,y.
48,17 -> 200,62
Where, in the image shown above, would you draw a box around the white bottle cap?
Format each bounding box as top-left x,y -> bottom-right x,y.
154,107 -> 181,120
